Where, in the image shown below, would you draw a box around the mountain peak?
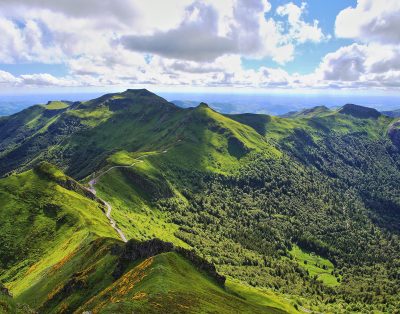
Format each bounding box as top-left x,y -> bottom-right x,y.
123,88 -> 156,97
339,104 -> 381,119
197,102 -> 210,109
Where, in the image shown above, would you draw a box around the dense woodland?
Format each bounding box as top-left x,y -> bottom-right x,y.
156,130 -> 400,312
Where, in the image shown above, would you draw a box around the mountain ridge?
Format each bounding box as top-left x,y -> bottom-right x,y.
0,90 -> 399,313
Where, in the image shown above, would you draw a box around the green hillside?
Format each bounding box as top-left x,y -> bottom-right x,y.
0,90 -> 399,313
0,164 -> 295,313
0,163 -> 117,299
78,251 -> 289,314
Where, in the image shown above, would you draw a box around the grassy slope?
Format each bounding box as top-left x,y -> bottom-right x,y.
0,163 -> 296,314
226,279 -> 300,314
290,245 -> 340,287
83,102 -> 281,246
94,165 -> 187,247
82,102 -> 397,300
18,237 -> 121,313
0,90 -> 283,178
0,164 -> 117,308
78,252 -> 292,314
43,101 -> 70,110
2,90 -> 393,179
0,294 -> 35,314
229,106 -> 394,144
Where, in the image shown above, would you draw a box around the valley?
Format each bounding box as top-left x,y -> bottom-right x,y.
0,89 -> 399,313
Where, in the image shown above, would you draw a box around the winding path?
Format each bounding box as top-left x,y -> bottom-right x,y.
87,151 -> 168,242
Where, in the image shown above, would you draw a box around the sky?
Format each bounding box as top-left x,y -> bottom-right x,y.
0,0 -> 399,95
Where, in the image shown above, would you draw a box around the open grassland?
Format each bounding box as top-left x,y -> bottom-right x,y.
290,245 -> 340,287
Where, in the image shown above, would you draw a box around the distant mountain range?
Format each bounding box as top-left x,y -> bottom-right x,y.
0,89 -> 399,313
1,92 -> 399,116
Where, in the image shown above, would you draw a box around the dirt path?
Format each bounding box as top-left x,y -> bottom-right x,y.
87,151 -> 168,242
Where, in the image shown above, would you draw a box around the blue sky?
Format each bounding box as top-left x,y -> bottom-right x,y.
243,0 -> 356,74
0,0 -> 399,94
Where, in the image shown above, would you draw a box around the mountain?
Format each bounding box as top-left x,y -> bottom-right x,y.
382,108 -> 400,118
279,105 -> 331,118
0,89 -> 399,313
172,99 -> 240,114
338,103 -> 382,119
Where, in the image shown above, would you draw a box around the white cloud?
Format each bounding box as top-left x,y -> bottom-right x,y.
0,0 -> 139,29
335,0 -> 400,44
121,2 -> 236,62
19,73 -> 78,86
0,70 -> 18,84
319,44 -> 366,81
0,70 -> 82,87
0,0 -> 327,67
122,0 -> 282,62
310,43 -> 400,89
276,2 -> 326,44
0,0 -> 399,91
0,18 -> 63,63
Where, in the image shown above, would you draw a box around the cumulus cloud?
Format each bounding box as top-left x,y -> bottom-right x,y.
122,0 -> 326,63
319,44 -> 366,81
0,70 -> 82,87
0,17 -> 64,63
0,70 -> 18,84
276,2 -> 326,44
122,0 -> 276,62
121,2 -> 236,62
311,43 -> 400,89
0,0 -> 139,29
0,0 -> 399,91
309,0 -> 400,90
335,0 -> 400,44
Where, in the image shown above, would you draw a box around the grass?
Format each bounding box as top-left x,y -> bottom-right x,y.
226,279 -> 300,313
77,252 -> 290,314
66,106 -> 113,127
290,245 -> 341,287
0,294 -> 34,313
0,165 -> 118,305
17,237 -> 120,313
1,89 -> 398,312
107,150 -> 160,166
94,165 -> 188,247
44,101 -> 69,110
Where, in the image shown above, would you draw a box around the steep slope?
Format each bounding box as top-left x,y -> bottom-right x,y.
78,251 -> 287,314
388,119 -> 400,147
0,163 -> 294,313
0,90 -> 280,179
0,163 -> 119,309
0,89 -> 182,178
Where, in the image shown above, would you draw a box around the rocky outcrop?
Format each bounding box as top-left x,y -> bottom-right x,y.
112,239 -> 174,278
176,247 -> 226,286
34,162 -> 99,202
112,238 -> 226,286
0,283 -> 11,297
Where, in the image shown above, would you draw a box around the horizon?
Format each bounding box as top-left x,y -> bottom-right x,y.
1,89 -> 400,117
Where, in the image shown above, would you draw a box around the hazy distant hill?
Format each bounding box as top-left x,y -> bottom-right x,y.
382,108 -> 400,117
